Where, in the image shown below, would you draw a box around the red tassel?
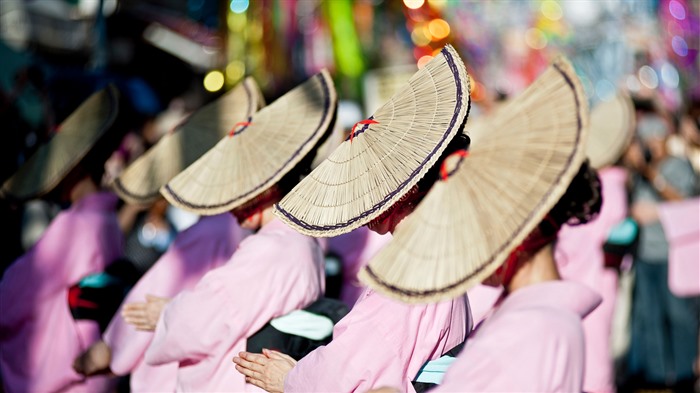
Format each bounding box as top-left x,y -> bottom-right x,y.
349,119 -> 379,142
229,122 -> 252,137
440,150 -> 469,181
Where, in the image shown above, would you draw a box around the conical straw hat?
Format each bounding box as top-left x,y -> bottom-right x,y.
161,70 -> 337,215
1,85 -> 120,202
113,77 -> 265,204
275,45 -> 471,237
358,57 -> 589,304
586,92 -> 635,169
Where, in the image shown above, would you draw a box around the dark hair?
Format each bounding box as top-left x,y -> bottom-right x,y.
540,160 -> 602,237
417,131 -> 471,193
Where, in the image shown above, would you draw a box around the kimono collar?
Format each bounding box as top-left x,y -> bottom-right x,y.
72,191 -> 119,212
498,280 -> 601,319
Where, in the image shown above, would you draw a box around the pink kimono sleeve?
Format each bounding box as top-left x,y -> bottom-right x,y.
104,215 -> 240,375
436,310 -> 585,392
145,235 -> 318,366
658,197 -> 700,297
284,296 -> 408,393
284,291 -> 465,393
1,211 -> 120,328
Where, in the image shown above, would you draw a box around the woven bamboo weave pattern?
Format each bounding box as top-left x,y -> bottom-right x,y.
113,77 -> 264,204
1,85 -> 120,201
161,70 -> 336,215
586,92 -> 635,169
359,57 -> 589,304
275,45 -> 471,237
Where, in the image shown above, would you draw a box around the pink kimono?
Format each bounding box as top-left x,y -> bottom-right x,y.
284,289 -> 470,393
327,227 -> 392,307
0,192 -> 123,393
555,166 -> 628,393
435,281 -> 602,392
102,214 -> 244,392
145,218 -> 325,392
658,197 -> 700,297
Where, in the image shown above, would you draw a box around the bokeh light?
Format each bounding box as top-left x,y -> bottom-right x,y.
428,19 -> 451,40
541,0 -> 563,21
428,0 -> 447,10
671,35 -> 688,56
404,0 -> 425,10
226,61 -> 245,83
417,55 -> 433,69
668,0 -> 686,20
595,79 -> 615,101
230,0 -> 249,14
203,70 -> 225,92
638,66 -> 659,89
661,63 -> 680,88
411,25 -> 432,46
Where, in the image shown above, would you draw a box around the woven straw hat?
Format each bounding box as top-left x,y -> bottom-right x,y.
358,57 -> 589,303
1,85 -> 120,201
275,45 -> 471,237
586,92 -> 635,169
113,77 -> 265,204
161,70 -> 337,215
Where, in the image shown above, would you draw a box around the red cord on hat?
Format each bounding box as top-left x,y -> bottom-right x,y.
440,150 -> 469,181
349,119 -> 379,142
229,122 -> 252,137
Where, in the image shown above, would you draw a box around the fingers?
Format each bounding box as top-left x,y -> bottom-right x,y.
122,303 -> 147,317
239,351 -> 270,364
122,313 -> 148,327
244,376 -> 266,390
146,294 -> 168,303
263,349 -> 296,363
234,364 -> 263,380
232,356 -> 265,373
134,324 -> 156,332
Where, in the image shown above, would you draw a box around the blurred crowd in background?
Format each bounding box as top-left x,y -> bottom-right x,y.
0,0 -> 698,392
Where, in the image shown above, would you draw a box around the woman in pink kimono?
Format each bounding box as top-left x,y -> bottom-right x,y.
234,45 -> 472,393
72,76 -> 261,392
555,93 -> 635,393
433,161 -> 604,392
0,86 -> 125,393
360,57 -> 602,392
658,197 -> 700,297
74,213 -> 244,391
326,227 -> 392,307
555,167 -> 627,393
128,70 -> 337,391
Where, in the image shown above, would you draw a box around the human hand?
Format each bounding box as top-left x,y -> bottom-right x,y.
122,295 -> 170,331
73,340 -> 112,376
233,349 -> 297,393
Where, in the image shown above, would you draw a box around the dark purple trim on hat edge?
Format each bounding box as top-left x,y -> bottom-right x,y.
276,46 -> 467,232
345,115 -> 375,141
163,73 -> 331,210
364,61 -> 584,298
115,81 -> 256,202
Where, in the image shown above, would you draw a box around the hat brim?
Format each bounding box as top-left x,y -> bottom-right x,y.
113,77 -> 264,204
161,70 -> 337,215
274,45 -> 471,237
359,57 -> 589,303
586,92 -> 635,169
1,85 -> 120,201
